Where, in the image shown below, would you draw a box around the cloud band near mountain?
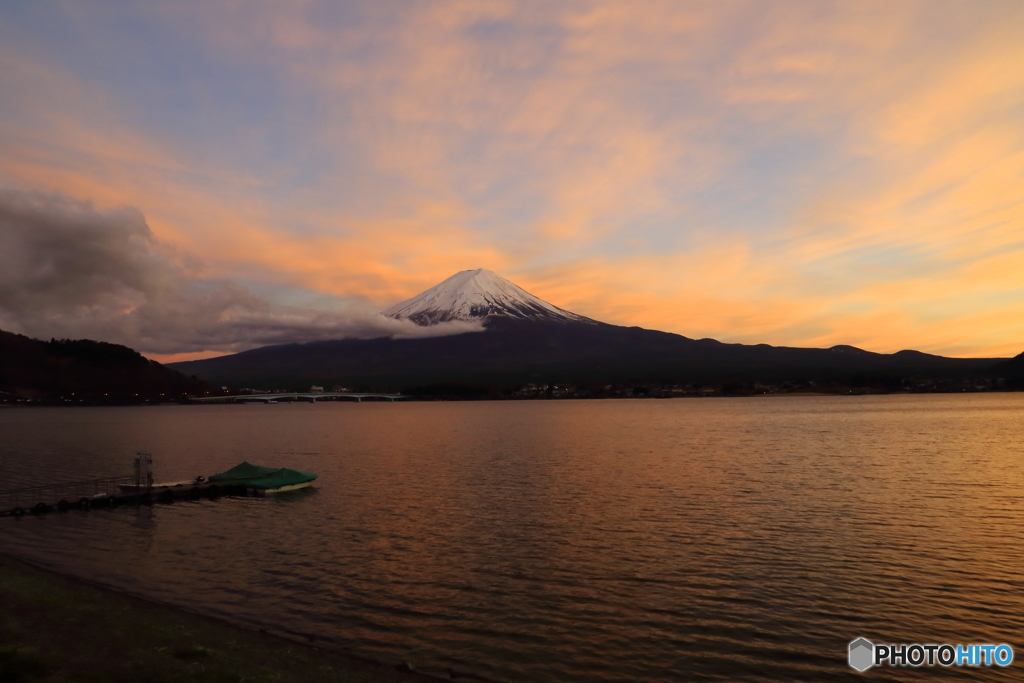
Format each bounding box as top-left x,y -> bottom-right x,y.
0,188 -> 482,356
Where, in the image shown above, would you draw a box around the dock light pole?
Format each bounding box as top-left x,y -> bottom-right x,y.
133,452 -> 153,490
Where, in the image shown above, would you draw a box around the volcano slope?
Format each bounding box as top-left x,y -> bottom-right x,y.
168,317 -> 1000,391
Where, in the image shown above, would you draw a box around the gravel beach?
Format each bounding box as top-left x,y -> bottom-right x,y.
0,551 -> 449,683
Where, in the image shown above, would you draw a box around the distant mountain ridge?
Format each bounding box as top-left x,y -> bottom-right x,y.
169,270 -> 1009,392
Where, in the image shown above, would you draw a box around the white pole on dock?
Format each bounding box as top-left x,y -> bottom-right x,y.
134,452 -> 153,491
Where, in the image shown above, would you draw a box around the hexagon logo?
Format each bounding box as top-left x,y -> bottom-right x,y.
849,638 -> 874,672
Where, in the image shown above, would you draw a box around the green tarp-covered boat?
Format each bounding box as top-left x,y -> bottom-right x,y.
208,461 -> 317,493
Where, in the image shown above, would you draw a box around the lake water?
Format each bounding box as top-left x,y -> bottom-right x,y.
1,395 -> 1023,681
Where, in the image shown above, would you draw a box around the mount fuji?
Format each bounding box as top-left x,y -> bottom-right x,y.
169,270 -> 1002,392
383,268 -> 592,325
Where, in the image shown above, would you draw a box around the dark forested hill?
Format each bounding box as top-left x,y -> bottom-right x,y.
991,351 -> 1024,387
0,329 -> 207,403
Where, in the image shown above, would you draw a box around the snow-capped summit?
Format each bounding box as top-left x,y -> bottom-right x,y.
383,268 -> 593,326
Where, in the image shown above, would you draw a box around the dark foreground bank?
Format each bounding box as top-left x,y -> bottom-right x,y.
0,552 -> 449,683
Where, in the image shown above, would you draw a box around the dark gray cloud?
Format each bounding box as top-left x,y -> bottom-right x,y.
0,189 -> 481,355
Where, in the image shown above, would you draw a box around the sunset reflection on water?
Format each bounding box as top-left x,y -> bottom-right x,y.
2,395 -> 1023,682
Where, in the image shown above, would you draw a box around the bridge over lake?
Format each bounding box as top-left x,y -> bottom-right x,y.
192,392 -> 407,404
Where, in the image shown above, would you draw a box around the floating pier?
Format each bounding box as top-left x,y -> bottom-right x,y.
0,453 -> 315,518
0,479 -> 252,517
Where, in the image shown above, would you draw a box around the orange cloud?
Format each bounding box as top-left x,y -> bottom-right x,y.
2,1 -> 1024,358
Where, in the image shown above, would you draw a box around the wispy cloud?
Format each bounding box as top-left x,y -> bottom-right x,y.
0,1 -> 1022,357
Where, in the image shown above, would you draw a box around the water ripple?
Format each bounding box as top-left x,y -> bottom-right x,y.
3,395 -> 1024,681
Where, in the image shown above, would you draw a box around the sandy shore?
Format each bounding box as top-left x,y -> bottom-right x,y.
0,551 -> 453,682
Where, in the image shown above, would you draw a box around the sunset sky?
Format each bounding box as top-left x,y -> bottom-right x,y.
2,1 -> 1023,362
